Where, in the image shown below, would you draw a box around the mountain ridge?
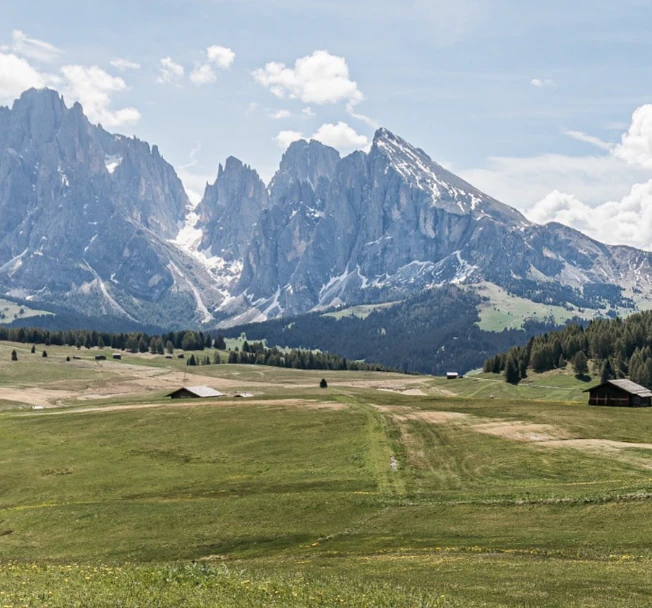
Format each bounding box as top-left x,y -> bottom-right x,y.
1,87 -> 651,333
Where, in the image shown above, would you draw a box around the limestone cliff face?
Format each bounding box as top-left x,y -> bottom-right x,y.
0,89 -> 221,327
1,89 -> 651,329
232,129 -> 652,321
196,156 -> 269,262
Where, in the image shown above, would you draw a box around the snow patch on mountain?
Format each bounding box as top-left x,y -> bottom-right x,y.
105,155 -> 123,174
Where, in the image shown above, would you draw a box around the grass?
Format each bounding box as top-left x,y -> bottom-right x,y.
3,343 -> 652,604
471,282 -> 592,331
426,367 -> 595,402
0,298 -> 53,323
322,301 -> 400,320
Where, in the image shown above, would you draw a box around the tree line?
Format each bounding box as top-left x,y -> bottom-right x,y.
221,287 -> 568,375
0,327 -> 226,353
484,311 -> 652,387
1,327 -> 388,373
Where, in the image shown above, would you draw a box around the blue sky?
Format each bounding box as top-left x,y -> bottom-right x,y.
1,0 -> 651,248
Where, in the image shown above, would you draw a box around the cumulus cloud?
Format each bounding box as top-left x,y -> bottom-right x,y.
254,50 -> 377,127
531,78 -> 555,88
8,30 -> 62,63
157,57 -> 184,85
206,45 -> 235,70
614,104 -> 652,169
528,184 -> 652,250
61,65 -> 141,127
110,58 -> 141,71
274,130 -> 304,148
274,121 -> 369,152
312,121 -> 369,150
253,50 -> 364,106
190,45 -> 236,87
269,109 -> 291,119
0,52 -> 52,103
465,104 -> 652,251
190,63 -> 217,85
461,153 -> 648,209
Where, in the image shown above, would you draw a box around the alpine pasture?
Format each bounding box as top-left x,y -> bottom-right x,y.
2,341 -> 652,606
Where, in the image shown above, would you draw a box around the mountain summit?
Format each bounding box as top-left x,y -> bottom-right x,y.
1,90 -> 651,329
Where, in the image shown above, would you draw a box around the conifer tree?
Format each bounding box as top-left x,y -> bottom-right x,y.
572,351 -> 588,378
504,355 -> 520,384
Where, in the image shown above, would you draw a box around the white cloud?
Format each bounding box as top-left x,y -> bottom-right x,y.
302,107 -> 315,118
345,100 -> 379,128
528,183 -> 652,250
254,50 -> 379,128
312,121 -> 369,151
189,45 -> 235,87
110,58 -> 141,71
461,153 -> 648,208
61,65 -> 141,127
274,130 -> 304,148
253,50 -> 364,106
190,63 -> 217,86
274,121 -> 369,152
462,104 -> 652,252
531,78 -> 555,88
157,57 -> 184,85
177,142 -> 211,204
207,45 -> 235,70
269,109 -> 291,119
0,53 -> 52,103
9,30 -> 62,63
564,130 -> 613,151
614,104 -> 652,169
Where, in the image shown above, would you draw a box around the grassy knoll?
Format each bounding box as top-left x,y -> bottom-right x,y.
3,349 -> 652,604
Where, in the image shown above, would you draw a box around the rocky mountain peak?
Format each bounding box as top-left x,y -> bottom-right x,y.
196,156 -> 268,262
271,139 -> 340,189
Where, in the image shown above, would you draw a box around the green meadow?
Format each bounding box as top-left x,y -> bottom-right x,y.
2,341 -> 652,606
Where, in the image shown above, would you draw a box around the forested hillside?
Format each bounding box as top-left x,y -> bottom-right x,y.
484,311 -> 652,387
223,287 -> 568,375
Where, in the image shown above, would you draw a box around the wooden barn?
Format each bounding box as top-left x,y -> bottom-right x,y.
166,386 -> 224,399
585,379 -> 652,407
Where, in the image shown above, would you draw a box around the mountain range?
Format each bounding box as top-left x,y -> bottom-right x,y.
1,88 -> 651,335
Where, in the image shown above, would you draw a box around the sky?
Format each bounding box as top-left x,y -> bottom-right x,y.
1,0 -> 651,249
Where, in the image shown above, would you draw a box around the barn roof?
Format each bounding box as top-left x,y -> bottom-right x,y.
167,386 -> 224,398
585,379 -> 652,398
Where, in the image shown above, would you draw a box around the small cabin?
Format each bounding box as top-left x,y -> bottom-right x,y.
446,372 -> 459,380
585,379 -> 652,407
167,386 -> 224,399
95,355 -> 107,361
112,353 -> 122,360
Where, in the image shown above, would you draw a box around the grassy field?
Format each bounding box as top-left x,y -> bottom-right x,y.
2,341 -> 652,606
471,282 -> 592,331
0,298 -> 52,323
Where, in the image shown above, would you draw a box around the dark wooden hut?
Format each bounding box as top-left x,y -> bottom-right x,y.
166,386 -> 224,399
585,379 -> 652,407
